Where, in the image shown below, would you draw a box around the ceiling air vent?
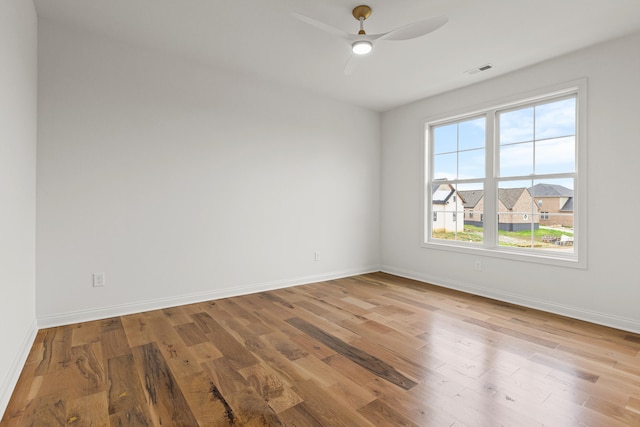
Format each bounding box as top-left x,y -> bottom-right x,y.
465,63 -> 493,75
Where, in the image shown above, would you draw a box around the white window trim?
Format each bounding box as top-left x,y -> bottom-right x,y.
421,79 -> 587,269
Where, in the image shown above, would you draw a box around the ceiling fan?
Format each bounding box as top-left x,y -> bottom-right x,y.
294,5 -> 448,74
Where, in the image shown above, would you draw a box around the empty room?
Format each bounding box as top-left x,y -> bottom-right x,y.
2,0 -> 640,425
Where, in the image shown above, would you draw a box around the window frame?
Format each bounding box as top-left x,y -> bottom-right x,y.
422,80 -> 587,269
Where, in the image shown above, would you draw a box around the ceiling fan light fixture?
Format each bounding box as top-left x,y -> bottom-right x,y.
352,40 -> 373,55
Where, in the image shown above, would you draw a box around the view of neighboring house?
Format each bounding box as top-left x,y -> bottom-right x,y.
458,189 -> 484,228
497,187 -> 540,231
432,183 -> 464,233
458,183 -> 574,231
458,187 -> 554,232
529,183 -> 574,227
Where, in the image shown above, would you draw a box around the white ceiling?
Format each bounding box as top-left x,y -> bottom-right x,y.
34,0 -> 640,112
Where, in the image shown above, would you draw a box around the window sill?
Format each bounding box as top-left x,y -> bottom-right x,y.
421,240 -> 586,269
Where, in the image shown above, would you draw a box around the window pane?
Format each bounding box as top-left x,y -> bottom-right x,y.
432,183 -> 462,239
432,183 -> 483,243
459,118 -> 485,151
497,178 -> 575,252
433,123 -> 457,154
500,107 -> 533,144
535,136 -> 575,174
433,152 -> 457,180
531,178 -> 575,252
458,183 -> 484,244
497,180 -> 535,247
535,98 -> 576,140
432,117 -> 486,181
500,142 -> 533,177
459,148 -> 485,179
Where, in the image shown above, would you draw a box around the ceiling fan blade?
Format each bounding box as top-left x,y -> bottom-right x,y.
344,55 -> 358,75
293,12 -> 350,40
373,15 -> 448,41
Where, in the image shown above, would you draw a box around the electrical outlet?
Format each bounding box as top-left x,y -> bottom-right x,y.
474,261 -> 482,272
314,251 -> 320,262
93,272 -> 106,287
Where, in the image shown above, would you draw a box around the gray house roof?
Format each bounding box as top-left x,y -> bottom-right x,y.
457,190 -> 483,209
500,188 -> 528,210
529,183 -> 573,197
456,187 -> 533,210
530,183 -> 574,212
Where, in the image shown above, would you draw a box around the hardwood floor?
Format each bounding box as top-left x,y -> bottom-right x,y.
2,272 -> 640,426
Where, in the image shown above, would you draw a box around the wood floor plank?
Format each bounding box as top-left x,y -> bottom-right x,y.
201,357 -> 252,397
70,343 -> 106,395
120,312 -> 159,348
202,358 -> 286,425
175,322 -> 209,346
215,298 -> 274,336
286,317 -> 418,390
71,322 -> 102,348
19,393 -> 68,426
161,306 -> 193,326
65,391 -> 109,427
358,398 -> 420,427
131,342 -> 200,426
188,340 -> 224,365
239,363 -> 304,414
25,344 -> 101,412
193,312 -> 260,370
106,354 -> 153,425
261,331 -> 308,362
141,313 -> 204,380
289,379 -> 375,427
34,326 -> 73,376
219,388 -> 285,426
541,392 -> 628,426
101,328 -> 133,360
175,372 -> 235,426
322,353 -> 379,386
292,355 -> 340,388
278,402 -> 324,427
3,272 -> 640,426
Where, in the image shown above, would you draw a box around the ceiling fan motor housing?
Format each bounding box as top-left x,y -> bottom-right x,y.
352,5 -> 372,21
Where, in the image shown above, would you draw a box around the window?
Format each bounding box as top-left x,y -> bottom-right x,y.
424,82 -> 585,267
430,117 -> 485,243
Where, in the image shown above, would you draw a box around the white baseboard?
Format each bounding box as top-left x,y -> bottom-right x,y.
381,265 -> 640,334
37,265 -> 381,328
0,318 -> 38,420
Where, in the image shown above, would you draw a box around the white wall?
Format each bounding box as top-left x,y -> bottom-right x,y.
381,31 -> 640,333
36,20 -> 381,325
0,0 -> 38,416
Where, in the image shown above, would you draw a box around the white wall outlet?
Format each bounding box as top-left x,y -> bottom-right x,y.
314,251 -> 320,262
474,260 -> 482,272
93,272 -> 106,287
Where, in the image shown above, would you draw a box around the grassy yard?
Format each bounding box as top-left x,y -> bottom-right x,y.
433,225 -> 573,247
499,227 -> 573,247
432,225 -> 484,242
432,229 -> 484,242
500,227 -> 572,239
